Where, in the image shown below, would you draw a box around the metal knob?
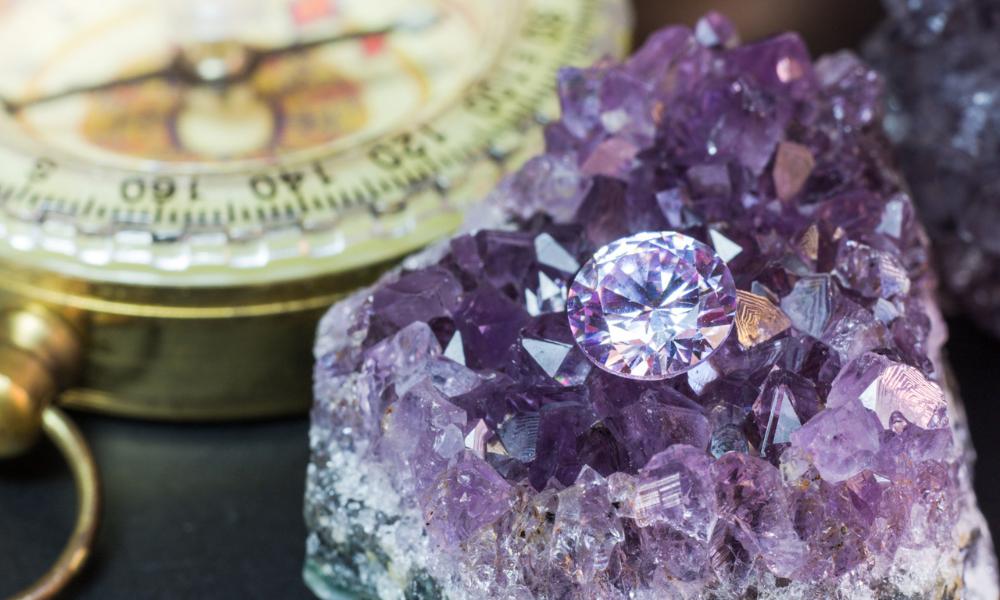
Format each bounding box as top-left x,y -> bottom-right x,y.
0,306 -> 100,600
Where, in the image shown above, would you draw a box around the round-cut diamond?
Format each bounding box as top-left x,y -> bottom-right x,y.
566,231 -> 738,380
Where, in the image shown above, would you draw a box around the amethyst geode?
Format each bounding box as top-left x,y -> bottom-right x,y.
305,14 -> 998,599
867,0 -> 1000,337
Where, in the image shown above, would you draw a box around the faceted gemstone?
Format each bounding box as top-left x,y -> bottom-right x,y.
567,231 -> 738,380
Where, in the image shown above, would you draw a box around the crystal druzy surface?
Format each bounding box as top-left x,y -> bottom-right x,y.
567,231 -> 738,380
305,13 -> 998,599
867,0 -> 1000,337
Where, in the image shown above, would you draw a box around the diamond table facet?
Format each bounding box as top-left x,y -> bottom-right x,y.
566,231 -> 738,380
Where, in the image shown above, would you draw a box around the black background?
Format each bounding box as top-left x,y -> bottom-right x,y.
4,2 -> 996,599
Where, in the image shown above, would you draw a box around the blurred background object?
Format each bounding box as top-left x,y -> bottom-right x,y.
633,0 -> 883,52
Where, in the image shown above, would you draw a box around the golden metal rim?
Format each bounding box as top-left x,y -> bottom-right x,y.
8,407 -> 100,600
0,256 -> 394,319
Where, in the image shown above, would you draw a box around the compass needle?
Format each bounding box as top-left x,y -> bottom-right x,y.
5,12 -> 442,111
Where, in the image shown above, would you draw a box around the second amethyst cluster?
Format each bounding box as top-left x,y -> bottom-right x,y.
868,0 -> 1000,337
305,13 -> 997,599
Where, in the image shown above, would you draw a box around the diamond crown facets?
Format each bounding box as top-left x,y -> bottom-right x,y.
566,231 -> 738,380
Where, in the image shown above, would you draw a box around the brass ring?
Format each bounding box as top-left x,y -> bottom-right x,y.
8,407 -> 101,600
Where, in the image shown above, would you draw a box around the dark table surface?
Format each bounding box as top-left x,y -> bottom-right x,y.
1,415 -> 315,600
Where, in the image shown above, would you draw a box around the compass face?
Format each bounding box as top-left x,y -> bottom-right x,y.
0,0 -> 628,286
1,0 -> 497,168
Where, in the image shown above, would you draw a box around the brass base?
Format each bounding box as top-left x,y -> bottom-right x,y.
62,308 -> 321,420
0,259 -> 393,420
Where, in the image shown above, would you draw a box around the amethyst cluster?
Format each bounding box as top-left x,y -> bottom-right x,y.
867,0 -> 1000,336
305,13 -> 997,599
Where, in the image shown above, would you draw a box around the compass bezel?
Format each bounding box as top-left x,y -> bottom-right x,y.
0,0 -> 625,287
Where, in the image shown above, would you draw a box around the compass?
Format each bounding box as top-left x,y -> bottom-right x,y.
0,0 -> 628,420
0,0 -> 628,595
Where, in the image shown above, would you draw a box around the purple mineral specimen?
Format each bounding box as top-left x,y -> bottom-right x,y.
307,12 -> 997,599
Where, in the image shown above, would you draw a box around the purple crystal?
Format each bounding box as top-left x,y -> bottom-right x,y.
609,391 -> 711,469
749,367 -> 821,459
307,11 -> 997,599
421,452 -> 515,546
371,266 -> 463,330
379,378 -> 467,494
790,397 -> 883,483
550,467 -> 625,583
712,452 -> 806,578
454,285 -> 529,369
634,445 -> 715,536
827,352 -> 948,429
508,313 -> 592,387
566,231 -> 738,380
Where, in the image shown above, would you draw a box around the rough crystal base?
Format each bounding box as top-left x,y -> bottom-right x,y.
304,304 -> 995,599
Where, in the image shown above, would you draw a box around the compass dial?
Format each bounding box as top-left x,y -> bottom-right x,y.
0,0 -> 628,286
